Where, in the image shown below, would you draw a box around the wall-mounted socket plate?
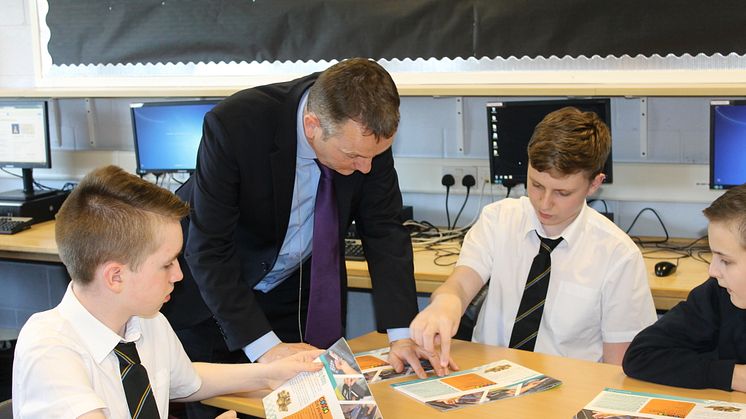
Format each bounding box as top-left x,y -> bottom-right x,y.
441,165 -> 478,190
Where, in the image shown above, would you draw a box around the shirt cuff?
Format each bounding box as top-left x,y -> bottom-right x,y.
243,332 -> 282,362
387,328 -> 411,342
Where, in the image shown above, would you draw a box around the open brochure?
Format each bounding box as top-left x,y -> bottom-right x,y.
263,338 -> 383,419
391,359 -> 561,412
354,347 -> 434,383
574,388 -> 746,419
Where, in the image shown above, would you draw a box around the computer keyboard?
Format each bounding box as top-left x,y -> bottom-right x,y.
344,239 -> 365,261
0,216 -> 32,235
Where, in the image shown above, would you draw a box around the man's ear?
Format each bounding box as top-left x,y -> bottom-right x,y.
101,261 -> 126,293
587,173 -> 605,196
303,112 -> 321,143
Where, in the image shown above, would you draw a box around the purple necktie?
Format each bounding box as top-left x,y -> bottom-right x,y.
305,160 -> 343,348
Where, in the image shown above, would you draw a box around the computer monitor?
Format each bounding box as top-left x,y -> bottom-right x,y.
710,100 -> 746,190
130,100 -> 220,175
486,98 -> 613,186
0,99 -> 54,201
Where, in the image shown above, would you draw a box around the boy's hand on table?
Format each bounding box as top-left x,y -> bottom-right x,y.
409,293 -> 462,369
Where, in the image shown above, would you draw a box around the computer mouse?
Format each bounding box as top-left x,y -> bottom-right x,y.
654,261 -> 677,277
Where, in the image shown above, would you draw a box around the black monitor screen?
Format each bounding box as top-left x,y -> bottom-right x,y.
710,101 -> 746,190
0,100 -> 50,169
487,99 -> 613,185
131,100 -> 219,174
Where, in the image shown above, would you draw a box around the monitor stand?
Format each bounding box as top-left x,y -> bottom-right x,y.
0,168 -> 57,202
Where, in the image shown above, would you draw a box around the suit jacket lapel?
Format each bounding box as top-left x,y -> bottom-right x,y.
270,75 -> 318,247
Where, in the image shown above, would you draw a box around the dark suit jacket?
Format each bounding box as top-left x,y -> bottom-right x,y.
162,74 -> 419,351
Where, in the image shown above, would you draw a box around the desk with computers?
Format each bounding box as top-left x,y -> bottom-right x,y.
2,96 -> 745,223
0,97 -> 742,308
0,218 -> 712,312
0,100 -> 69,234
0,98 -> 219,233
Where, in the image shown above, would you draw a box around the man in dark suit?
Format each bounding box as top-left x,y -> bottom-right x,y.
163,59 -> 447,410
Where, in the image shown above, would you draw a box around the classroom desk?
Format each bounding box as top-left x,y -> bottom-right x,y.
0,221 -> 710,310
202,332 -> 746,418
0,220 -> 58,262
347,241 -> 711,311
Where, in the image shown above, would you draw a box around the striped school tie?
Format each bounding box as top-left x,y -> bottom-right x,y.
114,342 -> 160,419
508,233 -> 563,351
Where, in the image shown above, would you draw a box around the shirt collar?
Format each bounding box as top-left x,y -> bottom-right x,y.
57,283 -> 144,364
295,89 -> 316,160
520,196 -> 589,246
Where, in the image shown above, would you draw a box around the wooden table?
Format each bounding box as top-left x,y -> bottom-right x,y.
202,332 -> 746,418
347,240 -> 711,311
0,220 -> 58,262
640,246 -> 711,310
346,245 -> 457,294
0,221 -> 711,310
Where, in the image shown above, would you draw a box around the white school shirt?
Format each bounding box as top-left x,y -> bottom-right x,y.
13,284 -> 202,419
459,196 -> 657,362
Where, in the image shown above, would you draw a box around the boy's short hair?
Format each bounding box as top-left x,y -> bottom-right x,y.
528,106 -> 611,179
55,165 -> 189,285
307,57 -> 400,141
703,183 -> 746,248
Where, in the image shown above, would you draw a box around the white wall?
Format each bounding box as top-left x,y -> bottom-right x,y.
0,0 -> 35,88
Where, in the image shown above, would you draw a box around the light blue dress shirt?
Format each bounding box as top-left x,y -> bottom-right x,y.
243,91 -> 409,361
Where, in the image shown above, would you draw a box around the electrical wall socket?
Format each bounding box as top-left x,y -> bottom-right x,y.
476,166 -> 492,186
441,165 -> 478,190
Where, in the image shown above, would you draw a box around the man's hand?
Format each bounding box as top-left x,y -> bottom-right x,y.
264,349 -> 325,389
215,410 -> 238,419
387,338 -> 458,379
257,342 -> 318,364
409,293 -> 463,368
732,365 -> 746,392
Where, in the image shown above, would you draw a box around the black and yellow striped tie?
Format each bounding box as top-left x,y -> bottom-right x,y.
508,233 -> 563,351
114,342 -> 160,419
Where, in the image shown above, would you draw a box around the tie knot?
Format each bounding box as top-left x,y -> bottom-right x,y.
537,234 -> 563,254
114,342 -> 141,365
315,159 -> 334,179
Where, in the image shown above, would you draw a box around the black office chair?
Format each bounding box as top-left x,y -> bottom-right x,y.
453,281 -> 490,341
0,399 -> 12,419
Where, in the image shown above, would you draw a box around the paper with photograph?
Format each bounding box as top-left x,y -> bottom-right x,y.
391,359 -> 561,412
354,347 -> 434,383
263,338 -> 383,419
574,388 -> 746,419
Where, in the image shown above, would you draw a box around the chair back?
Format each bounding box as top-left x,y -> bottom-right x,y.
0,399 -> 12,419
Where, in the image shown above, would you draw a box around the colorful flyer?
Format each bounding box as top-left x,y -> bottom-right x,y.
354,347 -> 434,383
391,359 -> 561,411
263,338 -> 383,419
574,388 -> 746,419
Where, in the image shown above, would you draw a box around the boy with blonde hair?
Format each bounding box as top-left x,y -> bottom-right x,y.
12,165 -> 321,418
